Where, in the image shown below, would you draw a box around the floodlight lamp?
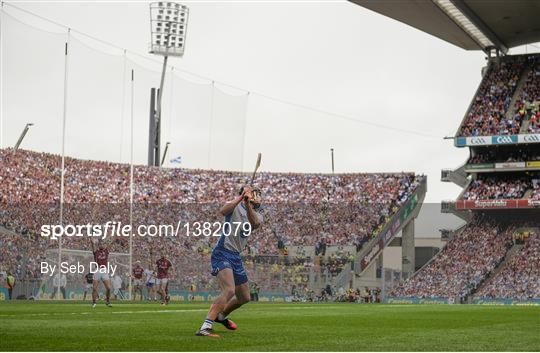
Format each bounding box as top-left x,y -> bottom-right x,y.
150,1 -> 188,57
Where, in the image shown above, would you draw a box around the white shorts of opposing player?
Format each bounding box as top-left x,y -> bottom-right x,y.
156,278 -> 168,286
93,272 -> 110,282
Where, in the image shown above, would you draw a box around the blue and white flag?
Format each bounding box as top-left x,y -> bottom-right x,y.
170,156 -> 182,164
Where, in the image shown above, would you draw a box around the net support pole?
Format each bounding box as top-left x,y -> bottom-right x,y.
331,148 -> 335,174
0,2 -> 3,149
156,56 -> 168,123
119,50 -> 127,163
129,69 -> 134,301
207,81 -> 215,169
58,28 -> 70,300
166,67 -> 174,151
151,55 -> 167,167
239,92 -> 250,172
0,1 -> 11,151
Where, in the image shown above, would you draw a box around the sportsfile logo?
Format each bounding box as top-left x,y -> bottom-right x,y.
40,221 -> 253,240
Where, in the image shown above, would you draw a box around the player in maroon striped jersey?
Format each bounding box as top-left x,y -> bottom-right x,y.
91,240 -> 112,308
155,254 -> 173,305
132,261 -> 145,301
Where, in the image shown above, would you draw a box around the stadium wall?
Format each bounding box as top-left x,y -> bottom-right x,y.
384,296 -> 452,304
384,296 -> 540,306
472,298 -> 540,306
0,288 -> 289,302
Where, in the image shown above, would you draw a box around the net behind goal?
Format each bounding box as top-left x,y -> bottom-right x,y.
38,249 -> 131,300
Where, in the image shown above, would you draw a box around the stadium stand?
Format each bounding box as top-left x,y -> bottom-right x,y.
426,52 -> 540,303
475,230 -> 540,300
514,56 -> 540,133
461,174 -> 532,200
532,179 -> 540,201
0,148 -> 421,296
467,146 -> 540,165
458,56 -> 527,137
390,218 -> 515,301
457,54 -> 540,137
529,111 -> 540,133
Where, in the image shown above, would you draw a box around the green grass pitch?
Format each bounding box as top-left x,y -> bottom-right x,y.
0,302 -> 539,351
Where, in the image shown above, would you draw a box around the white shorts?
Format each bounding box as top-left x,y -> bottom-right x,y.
133,279 -> 143,286
156,278 -> 168,286
93,272 -> 110,282
85,283 -> 93,290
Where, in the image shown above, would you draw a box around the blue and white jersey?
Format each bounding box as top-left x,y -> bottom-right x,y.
216,203 -> 263,254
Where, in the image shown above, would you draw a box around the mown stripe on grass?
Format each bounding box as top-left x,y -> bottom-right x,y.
0,305 -> 321,318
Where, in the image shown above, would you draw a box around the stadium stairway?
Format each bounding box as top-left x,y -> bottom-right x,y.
523,189 -> 534,199
520,119 -> 531,134
519,109 -> 537,134
353,177 -> 427,288
441,163 -> 468,188
334,264 -> 353,289
0,225 -> 21,237
441,178 -> 473,222
505,65 -> 532,122
310,261 -> 353,291
444,223 -> 468,243
468,243 -> 524,302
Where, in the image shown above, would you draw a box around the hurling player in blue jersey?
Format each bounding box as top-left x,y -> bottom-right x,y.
196,185 -> 263,337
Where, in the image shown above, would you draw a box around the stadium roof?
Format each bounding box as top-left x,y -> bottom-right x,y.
350,0 -> 540,54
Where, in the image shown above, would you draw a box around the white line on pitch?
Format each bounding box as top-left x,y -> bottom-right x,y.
0,308 -> 207,318
0,305 -> 324,318
112,309 -> 208,315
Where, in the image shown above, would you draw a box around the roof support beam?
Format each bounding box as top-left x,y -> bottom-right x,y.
450,0 -> 508,54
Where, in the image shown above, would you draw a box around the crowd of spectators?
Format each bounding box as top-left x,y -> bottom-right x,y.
458,54 -> 540,137
0,148 -> 422,294
462,174 -> 532,200
532,179 -> 540,201
468,147 -> 540,165
475,231 -> 540,300
514,56 -> 540,134
321,252 -> 354,277
529,111 -> 540,134
459,57 -> 526,137
390,218 -> 514,300
290,284 -> 381,303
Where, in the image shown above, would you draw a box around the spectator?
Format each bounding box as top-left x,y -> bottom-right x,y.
6,272 -> 15,300
51,273 -> 67,299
